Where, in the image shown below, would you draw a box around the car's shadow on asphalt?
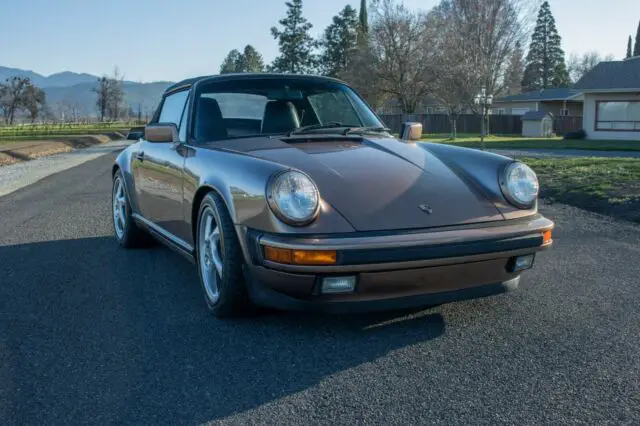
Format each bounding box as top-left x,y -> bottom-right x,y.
0,237 -> 446,424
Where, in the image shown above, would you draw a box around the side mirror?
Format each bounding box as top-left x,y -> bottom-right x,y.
126,126 -> 145,140
145,123 -> 179,143
399,122 -> 423,142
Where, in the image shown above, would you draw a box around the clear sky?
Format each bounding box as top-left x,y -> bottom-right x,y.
1,0 -> 638,82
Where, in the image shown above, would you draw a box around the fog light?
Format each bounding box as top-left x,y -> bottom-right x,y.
513,254 -> 535,272
321,276 -> 356,294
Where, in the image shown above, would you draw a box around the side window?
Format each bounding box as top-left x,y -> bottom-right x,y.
178,97 -> 189,141
158,90 -> 189,127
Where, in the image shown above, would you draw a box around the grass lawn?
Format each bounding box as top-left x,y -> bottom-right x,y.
0,123 -> 133,142
421,134 -> 640,151
520,157 -> 640,223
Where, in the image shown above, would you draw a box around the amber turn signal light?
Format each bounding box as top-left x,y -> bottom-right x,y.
543,230 -> 553,244
263,246 -> 337,265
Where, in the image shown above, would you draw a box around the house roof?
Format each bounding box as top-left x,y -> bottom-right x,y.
573,56 -> 640,92
521,110 -> 552,121
496,88 -> 582,103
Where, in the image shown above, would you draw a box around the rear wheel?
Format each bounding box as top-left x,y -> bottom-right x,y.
112,171 -> 153,248
196,192 -> 252,317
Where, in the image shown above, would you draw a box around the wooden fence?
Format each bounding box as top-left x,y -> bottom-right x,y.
379,114 -> 583,136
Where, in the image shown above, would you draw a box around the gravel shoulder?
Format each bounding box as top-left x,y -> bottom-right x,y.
0,139 -> 132,198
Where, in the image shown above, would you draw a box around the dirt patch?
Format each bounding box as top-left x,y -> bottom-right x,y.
0,133 -> 123,166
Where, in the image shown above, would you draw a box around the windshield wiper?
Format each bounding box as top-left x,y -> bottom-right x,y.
288,122 -> 357,136
343,126 -> 391,136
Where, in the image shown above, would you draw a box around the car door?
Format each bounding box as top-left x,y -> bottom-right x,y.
134,89 -> 191,242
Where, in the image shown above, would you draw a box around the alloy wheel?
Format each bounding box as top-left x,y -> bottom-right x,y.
199,207 -> 223,304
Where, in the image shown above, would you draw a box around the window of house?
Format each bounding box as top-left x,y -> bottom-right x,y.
559,109 -> 569,116
425,107 -> 434,114
511,107 -> 530,115
492,108 -> 506,115
596,101 -> 640,131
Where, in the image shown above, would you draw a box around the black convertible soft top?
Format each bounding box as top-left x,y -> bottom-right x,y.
164,73 -> 346,95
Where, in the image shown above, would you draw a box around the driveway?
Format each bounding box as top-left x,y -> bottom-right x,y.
0,153 -> 639,424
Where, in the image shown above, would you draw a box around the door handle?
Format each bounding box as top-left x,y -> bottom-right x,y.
134,151 -> 145,161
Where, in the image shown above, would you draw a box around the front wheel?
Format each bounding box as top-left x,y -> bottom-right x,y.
196,192 -> 252,317
112,171 -> 153,248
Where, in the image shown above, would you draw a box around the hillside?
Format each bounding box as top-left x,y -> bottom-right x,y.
0,66 -> 104,88
1,65 -> 175,117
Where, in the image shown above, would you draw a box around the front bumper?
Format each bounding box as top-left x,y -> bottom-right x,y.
240,214 -> 554,312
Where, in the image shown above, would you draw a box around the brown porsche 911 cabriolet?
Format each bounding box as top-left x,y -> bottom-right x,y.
112,73 -> 554,317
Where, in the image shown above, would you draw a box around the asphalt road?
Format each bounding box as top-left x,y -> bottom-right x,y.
1,153 -> 639,425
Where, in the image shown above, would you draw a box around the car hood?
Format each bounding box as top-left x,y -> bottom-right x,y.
213,136 -> 504,232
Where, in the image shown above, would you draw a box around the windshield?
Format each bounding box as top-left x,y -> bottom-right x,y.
192,78 -> 385,141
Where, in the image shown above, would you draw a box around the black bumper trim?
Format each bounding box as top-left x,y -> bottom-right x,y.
244,264 -> 521,313
340,235 -> 543,265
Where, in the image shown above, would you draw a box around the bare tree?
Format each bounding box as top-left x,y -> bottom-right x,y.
92,67 -> 125,121
23,83 -> 46,123
0,77 -> 30,124
428,5 -> 481,138
568,51 -> 615,84
428,0 -> 533,140
62,98 -> 81,122
93,76 -> 110,122
0,83 -> 7,123
442,0 -> 531,98
356,0 -> 436,114
108,67 -> 125,121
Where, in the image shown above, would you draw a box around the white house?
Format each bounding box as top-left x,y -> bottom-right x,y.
573,56 -> 640,140
492,88 -> 583,116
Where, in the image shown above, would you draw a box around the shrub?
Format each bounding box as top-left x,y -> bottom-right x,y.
563,129 -> 586,140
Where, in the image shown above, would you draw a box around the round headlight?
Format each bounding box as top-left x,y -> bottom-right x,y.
267,170 -> 320,225
500,162 -> 539,208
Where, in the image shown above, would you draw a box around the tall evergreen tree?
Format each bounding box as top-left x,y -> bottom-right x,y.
237,45 -> 265,73
359,0 -> 368,35
319,5 -> 359,77
220,46 -> 265,73
627,35 -> 633,59
505,41 -> 524,95
634,21 -> 640,57
521,1 -> 570,91
220,49 -> 242,74
270,0 -> 317,74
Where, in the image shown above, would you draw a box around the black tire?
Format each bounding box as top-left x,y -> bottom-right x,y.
112,171 -> 154,248
196,192 -> 252,318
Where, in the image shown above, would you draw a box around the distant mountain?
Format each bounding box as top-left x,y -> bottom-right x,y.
0,65 -> 175,118
0,66 -> 46,86
0,66 -> 102,87
42,71 -> 100,87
